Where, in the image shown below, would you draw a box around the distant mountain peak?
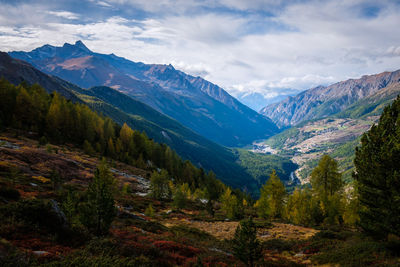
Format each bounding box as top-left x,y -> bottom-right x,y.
74,40 -> 91,52
9,43 -> 279,146
61,40 -> 91,53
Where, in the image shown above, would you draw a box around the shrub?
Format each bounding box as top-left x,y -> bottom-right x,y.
262,239 -> 295,252
0,199 -> 65,234
312,241 -> 387,266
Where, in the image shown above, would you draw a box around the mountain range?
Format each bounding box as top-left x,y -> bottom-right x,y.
260,70 -> 400,128
0,51 -> 263,191
10,41 -> 278,147
261,70 -> 400,182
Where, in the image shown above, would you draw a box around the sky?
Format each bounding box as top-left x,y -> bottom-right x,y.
1,0 -> 400,110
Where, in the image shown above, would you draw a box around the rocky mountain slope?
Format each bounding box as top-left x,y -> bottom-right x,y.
10,41 -> 278,147
263,82 -> 400,183
0,52 -> 260,191
260,70 -> 400,128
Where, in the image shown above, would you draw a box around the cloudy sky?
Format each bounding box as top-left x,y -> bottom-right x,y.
1,0 -> 400,109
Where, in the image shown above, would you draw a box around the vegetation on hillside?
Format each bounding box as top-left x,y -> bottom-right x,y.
235,149 -> 298,194
354,95 -> 400,239
0,79 -> 229,201
1,79 -> 400,266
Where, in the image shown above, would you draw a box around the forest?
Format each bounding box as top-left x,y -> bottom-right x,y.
0,80 -> 399,266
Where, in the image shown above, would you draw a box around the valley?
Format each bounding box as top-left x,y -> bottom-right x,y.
261,116 -> 378,183
1,1 -> 400,266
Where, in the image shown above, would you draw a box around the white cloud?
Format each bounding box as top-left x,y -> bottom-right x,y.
0,0 -> 400,107
47,11 -> 80,20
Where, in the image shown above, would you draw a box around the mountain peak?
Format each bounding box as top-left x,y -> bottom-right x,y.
74,40 -> 91,52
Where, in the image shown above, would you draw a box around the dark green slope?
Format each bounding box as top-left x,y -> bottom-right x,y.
70,86 -> 255,190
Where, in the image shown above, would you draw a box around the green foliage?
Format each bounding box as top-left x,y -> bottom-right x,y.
83,140 -> 96,156
311,155 -> 343,197
235,149 -> 297,194
264,127 -> 300,150
173,185 -> 187,210
0,79 -> 226,204
354,96 -> 400,239
150,170 -> 171,200
80,160 -> 116,235
0,199 -> 66,234
232,217 -> 262,267
62,190 -> 79,226
284,188 -> 314,225
220,187 -> 243,220
255,170 -> 286,219
144,204 -> 155,217
342,184 -> 360,227
80,85 -> 258,193
311,155 -> 344,225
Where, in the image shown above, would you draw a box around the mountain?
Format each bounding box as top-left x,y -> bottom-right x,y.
0,52 -> 79,102
10,41 -> 278,147
263,81 -> 400,183
234,90 -> 299,111
0,51 -> 261,192
260,70 -> 400,128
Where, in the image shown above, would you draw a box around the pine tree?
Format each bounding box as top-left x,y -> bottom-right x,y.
354,96 -> 400,239
80,159 -> 116,235
232,217 -> 262,267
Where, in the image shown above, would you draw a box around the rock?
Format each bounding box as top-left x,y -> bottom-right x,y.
33,251 -> 50,256
50,199 -> 67,227
294,252 -> 304,257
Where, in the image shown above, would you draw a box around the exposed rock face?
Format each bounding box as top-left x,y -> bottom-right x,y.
260,70 -> 400,127
10,41 -> 278,147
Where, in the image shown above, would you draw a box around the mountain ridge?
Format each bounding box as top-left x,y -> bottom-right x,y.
10,41 -> 278,147
260,70 -> 400,127
0,51 -> 261,192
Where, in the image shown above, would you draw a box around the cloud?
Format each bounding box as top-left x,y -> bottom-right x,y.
171,61 -> 211,77
0,0 -> 400,107
46,11 -> 80,20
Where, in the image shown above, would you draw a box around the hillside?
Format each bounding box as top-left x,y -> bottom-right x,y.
0,132 -> 330,266
260,70 -> 400,128
0,52 -> 261,192
10,41 -> 278,147
263,82 -> 400,183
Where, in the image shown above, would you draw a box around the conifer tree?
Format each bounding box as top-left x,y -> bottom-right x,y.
354,96 -> 400,239
80,159 -> 116,235
150,169 -> 171,200
311,155 -> 343,197
311,155 -> 343,224
232,217 -> 262,267
256,170 -> 286,219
